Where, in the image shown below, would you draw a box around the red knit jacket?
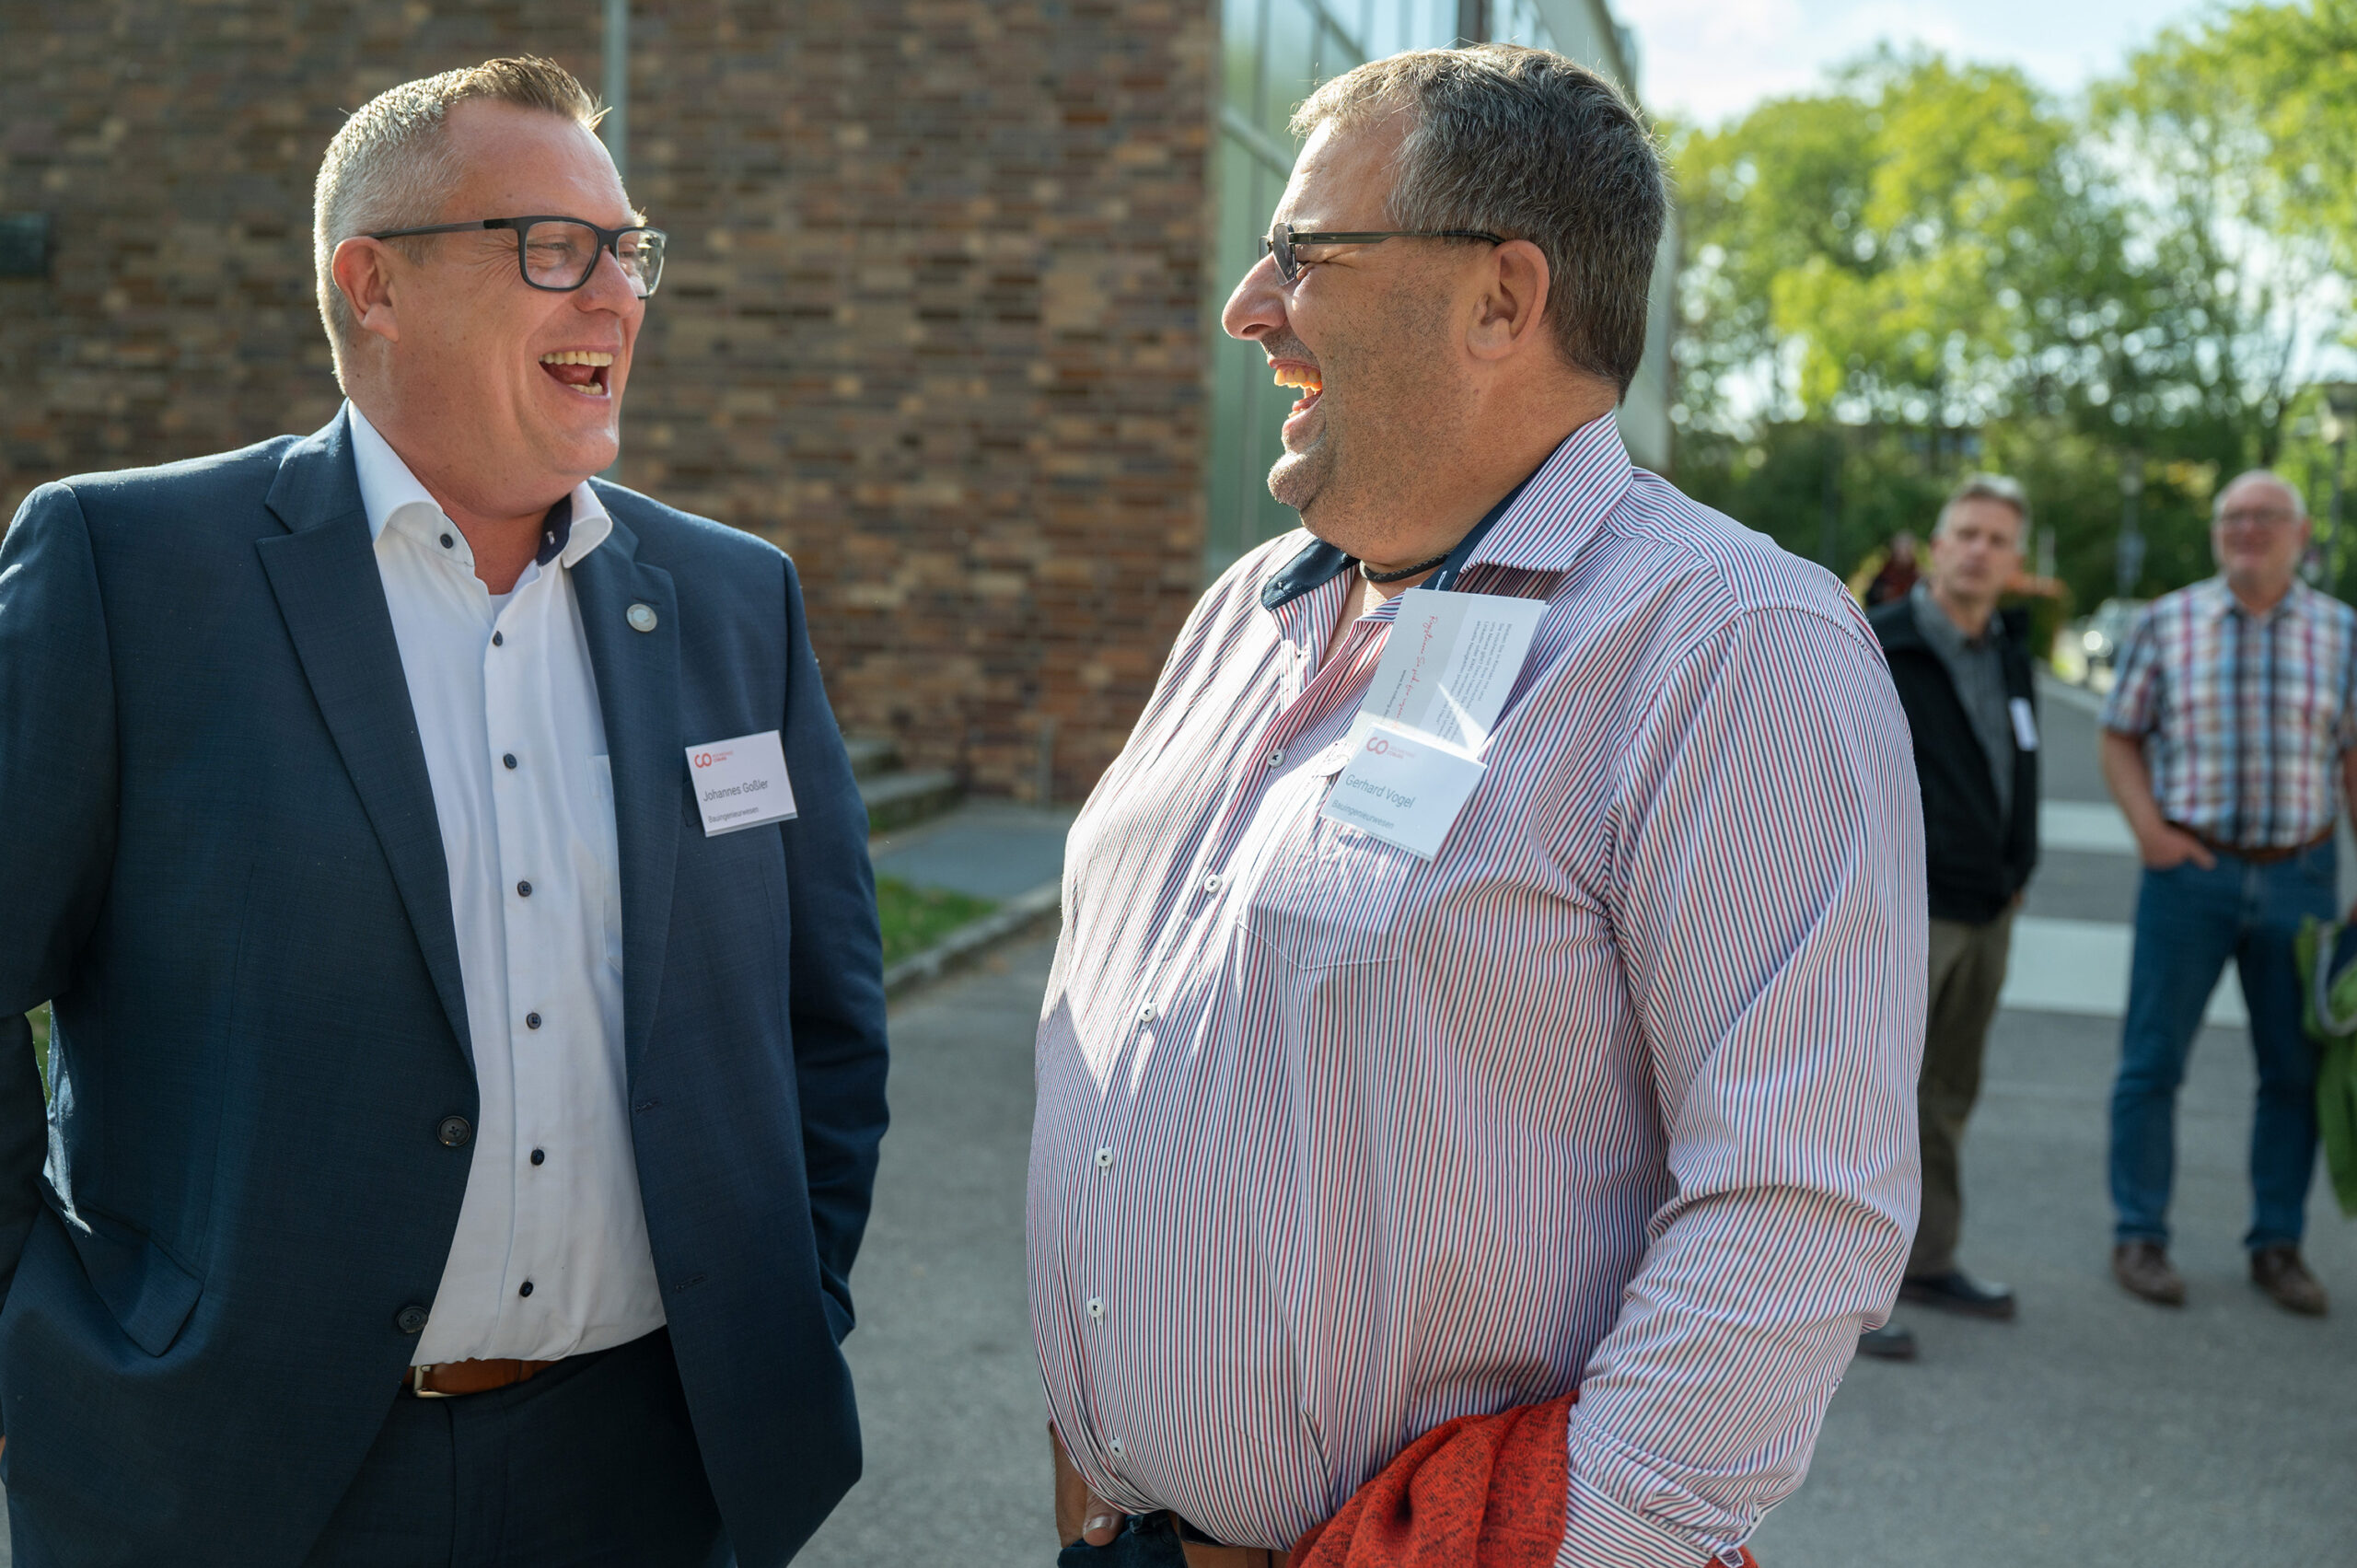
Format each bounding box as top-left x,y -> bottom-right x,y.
1291,1394 -> 1757,1568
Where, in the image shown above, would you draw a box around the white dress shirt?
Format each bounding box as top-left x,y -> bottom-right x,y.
347,402 -> 666,1365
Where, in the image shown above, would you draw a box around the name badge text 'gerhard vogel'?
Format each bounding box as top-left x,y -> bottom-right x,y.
1317,587 -> 1543,859
687,730 -> 799,837
1322,717 -> 1486,860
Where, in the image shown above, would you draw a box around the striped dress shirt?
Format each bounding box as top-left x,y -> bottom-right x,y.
2100,575 -> 2357,849
1029,414 -> 1925,1567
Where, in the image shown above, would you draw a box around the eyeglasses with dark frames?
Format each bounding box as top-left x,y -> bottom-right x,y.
1260,220 -> 1506,284
363,215 -> 668,297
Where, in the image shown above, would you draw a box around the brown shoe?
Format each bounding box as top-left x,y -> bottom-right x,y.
2250,1245 -> 2329,1317
2112,1241 -> 2186,1306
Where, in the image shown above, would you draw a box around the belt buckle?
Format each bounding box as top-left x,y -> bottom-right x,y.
408,1364 -> 453,1400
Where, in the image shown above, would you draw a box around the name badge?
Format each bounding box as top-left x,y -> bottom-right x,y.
1360,587 -> 1549,749
1313,587 -> 1543,859
2010,697 -> 2039,752
687,730 -> 799,837
1321,718 -> 1487,860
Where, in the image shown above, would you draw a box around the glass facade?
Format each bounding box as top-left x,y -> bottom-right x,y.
1205,0 -> 1676,577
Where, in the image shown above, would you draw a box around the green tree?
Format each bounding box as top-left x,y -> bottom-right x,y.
1667,20 -> 2355,610
1675,52 -> 2134,436
2202,1 -> 2357,282
2094,21 -> 2342,468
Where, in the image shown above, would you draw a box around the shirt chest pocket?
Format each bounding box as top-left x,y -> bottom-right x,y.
1234,765 -> 1422,970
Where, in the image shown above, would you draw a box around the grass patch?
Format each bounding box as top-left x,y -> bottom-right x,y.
877,877 -> 995,968
26,1005 -> 51,1098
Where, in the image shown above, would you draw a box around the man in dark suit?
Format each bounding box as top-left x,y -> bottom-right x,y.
0,57 -> 888,1566
1861,475 -> 2039,1360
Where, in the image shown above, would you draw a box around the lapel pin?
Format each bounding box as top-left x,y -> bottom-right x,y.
626,602 -> 658,633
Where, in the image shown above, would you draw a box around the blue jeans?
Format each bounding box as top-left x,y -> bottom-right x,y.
2110,842 -> 2333,1250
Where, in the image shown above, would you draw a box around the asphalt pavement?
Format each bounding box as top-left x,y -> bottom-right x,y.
810,675 -> 2357,1566
6,680 -> 2350,1564
1746,679 -> 2357,1562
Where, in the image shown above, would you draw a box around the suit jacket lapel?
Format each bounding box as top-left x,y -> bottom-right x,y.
571,508 -> 681,1076
254,412 -> 475,1069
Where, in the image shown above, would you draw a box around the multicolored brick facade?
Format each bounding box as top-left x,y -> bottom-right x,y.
1,1 -> 1213,800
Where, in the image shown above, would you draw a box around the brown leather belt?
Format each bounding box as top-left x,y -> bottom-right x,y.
2166,822 -> 2332,866
401,1357 -> 555,1399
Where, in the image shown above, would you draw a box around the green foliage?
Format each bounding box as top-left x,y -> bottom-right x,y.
2205,1 -> 2357,282
876,877 -> 996,970
1677,52 -> 2132,434
1669,7 -> 2354,609
27,1006 -> 50,1099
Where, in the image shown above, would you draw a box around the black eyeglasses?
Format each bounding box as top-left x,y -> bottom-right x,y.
1260,220 -> 1505,285
363,215 -> 668,297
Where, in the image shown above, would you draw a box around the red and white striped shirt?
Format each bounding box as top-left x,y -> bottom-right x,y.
1029,413 -> 1925,1567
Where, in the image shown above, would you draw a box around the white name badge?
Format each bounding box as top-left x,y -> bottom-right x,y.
1361,587 -> 1548,749
687,730 -> 799,837
2010,697 -> 2039,752
1320,717 -> 1486,860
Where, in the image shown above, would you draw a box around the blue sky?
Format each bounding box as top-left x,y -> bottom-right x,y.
1613,0 -> 2217,126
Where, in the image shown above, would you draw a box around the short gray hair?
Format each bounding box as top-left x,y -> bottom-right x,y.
312,57 -> 602,367
1938,474 -> 2030,541
2214,468 -> 2308,520
1292,44 -> 1666,395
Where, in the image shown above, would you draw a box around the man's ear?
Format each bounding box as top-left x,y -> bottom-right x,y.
330,237 -> 402,345
1465,238 -> 1551,364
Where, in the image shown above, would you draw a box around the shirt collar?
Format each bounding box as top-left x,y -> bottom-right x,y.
2196,572 -> 2306,623
1260,410 -> 1633,610
343,399 -> 612,570
1910,579 -> 1993,655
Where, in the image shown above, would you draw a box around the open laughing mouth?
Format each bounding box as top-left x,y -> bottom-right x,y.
539,350 -> 615,399
1273,362 -> 1322,418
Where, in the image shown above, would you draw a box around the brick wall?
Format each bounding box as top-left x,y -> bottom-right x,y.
0,0 -> 1213,801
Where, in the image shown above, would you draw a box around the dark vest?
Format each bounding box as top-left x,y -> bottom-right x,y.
1870,597 -> 2040,924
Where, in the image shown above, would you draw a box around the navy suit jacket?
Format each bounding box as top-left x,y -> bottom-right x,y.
0,412 -> 889,1565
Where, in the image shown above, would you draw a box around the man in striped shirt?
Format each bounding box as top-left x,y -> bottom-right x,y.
1030,46 -> 1924,1568
2099,470 -> 2354,1317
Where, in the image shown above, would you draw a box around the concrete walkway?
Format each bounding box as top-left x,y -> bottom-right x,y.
802,675 -> 2357,1566
869,801 -> 1076,903
14,687 -> 2354,1562
799,937 -> 1061,1567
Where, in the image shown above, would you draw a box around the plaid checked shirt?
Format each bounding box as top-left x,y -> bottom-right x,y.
2101,575 -> 2357,848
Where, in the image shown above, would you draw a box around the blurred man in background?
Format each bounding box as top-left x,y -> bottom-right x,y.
1860,476 -> 2039,1360
2100,470 -> 2351,1317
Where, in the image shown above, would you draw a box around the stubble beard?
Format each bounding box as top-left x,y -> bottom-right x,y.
1268,424 -> 1335,518
1265,283 -> 1458,560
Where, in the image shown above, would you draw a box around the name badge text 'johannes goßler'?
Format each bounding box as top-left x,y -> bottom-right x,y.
687,730 -> 799,837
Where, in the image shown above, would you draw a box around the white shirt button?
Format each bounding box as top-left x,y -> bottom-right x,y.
1264,749 -> 1285,768
1202,873 -> 1222,893
1137,1002 -> 1156,1023
1108,1436 -> 1125,1456
1086,1296 -> 1106,1320
1094,1147 -> 1114,1168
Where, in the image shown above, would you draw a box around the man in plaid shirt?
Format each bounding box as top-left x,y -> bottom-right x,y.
2099,469 -> 2354,1316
